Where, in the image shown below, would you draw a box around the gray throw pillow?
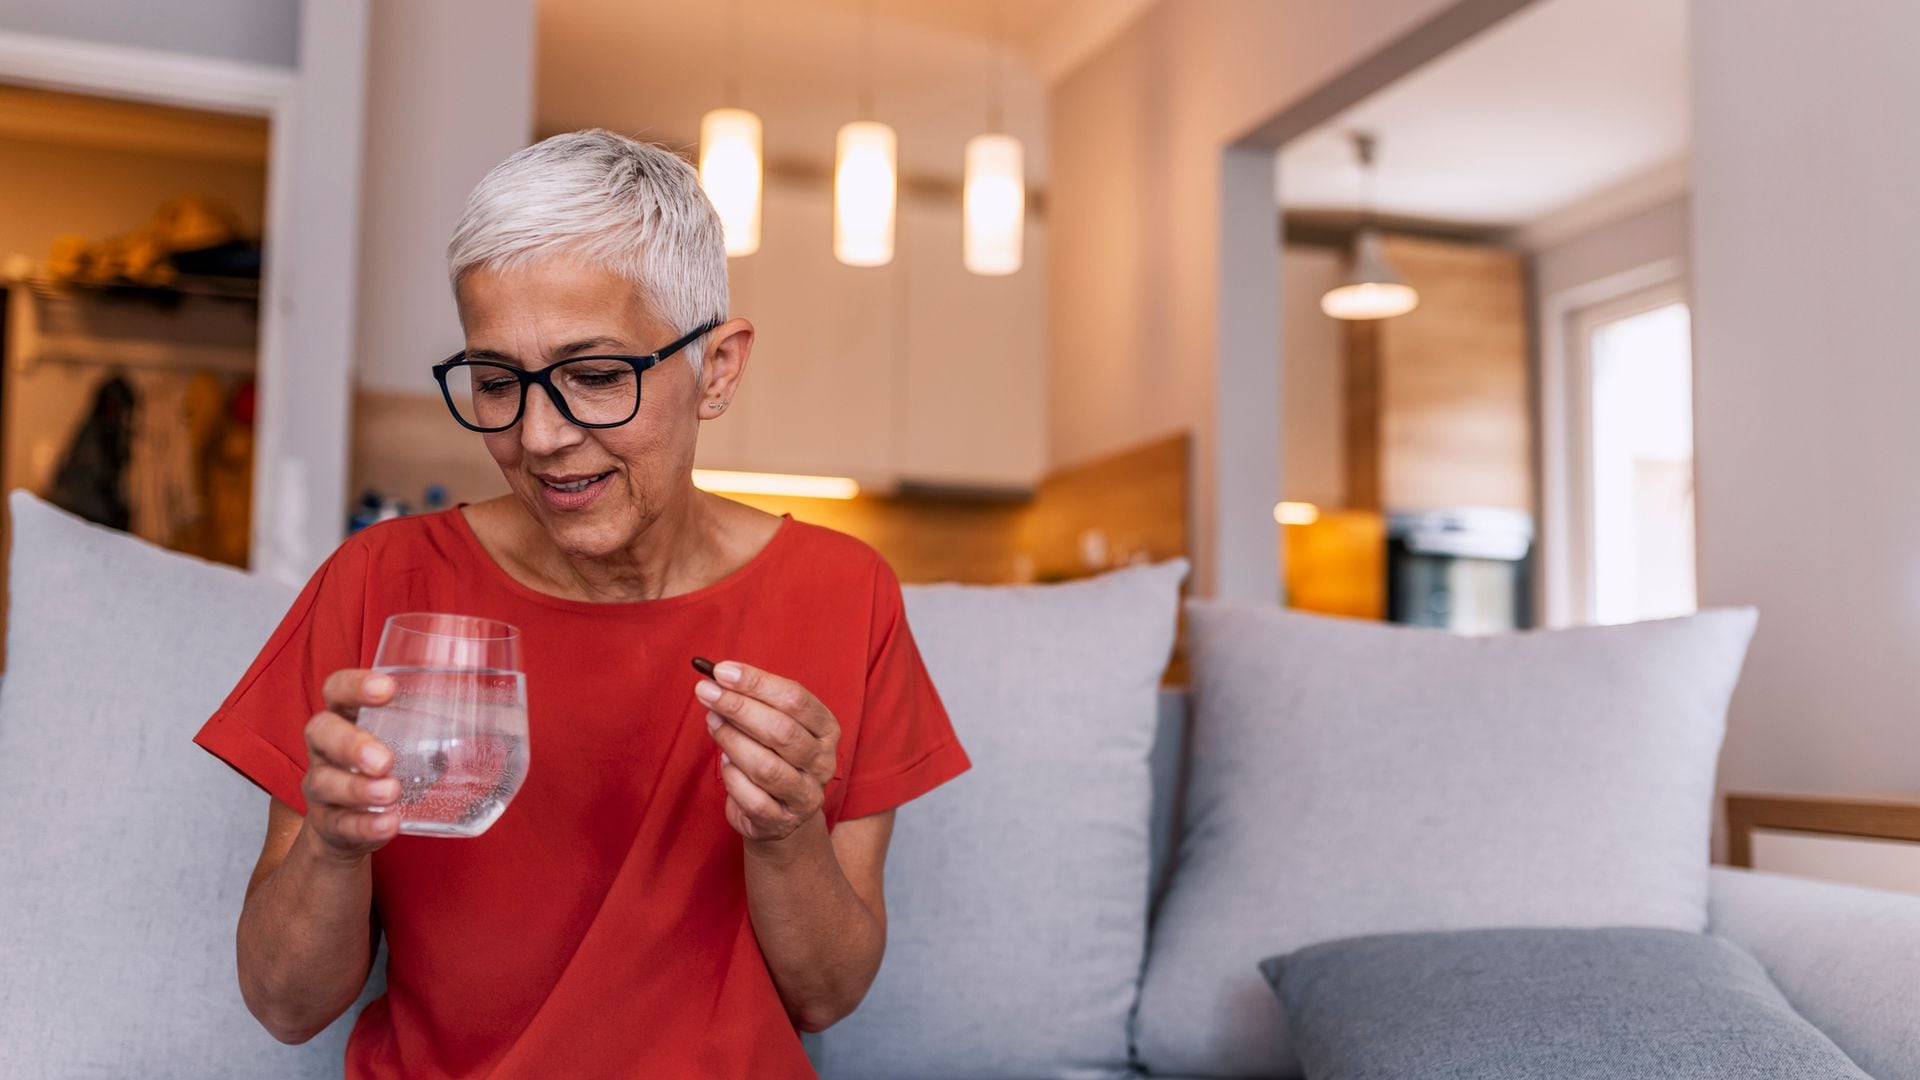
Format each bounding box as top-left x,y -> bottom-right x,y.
1134,604 -> 1757,1076
1263,927 -> 1870,1080
0,491 -> 379,1078
812,560 -> 1188,1080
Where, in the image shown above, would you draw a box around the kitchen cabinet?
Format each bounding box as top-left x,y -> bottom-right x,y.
693,177 -> 1045,492
895,198 -> 1046,491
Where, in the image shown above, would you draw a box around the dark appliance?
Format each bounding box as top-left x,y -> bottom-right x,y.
1386,508 -> 1533,633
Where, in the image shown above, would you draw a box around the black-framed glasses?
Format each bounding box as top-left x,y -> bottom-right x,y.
431,319 -> 720,433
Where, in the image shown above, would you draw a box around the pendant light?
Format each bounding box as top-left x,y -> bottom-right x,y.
835,0 -> 896,267
699,0 -> 761,257
1321,132 -> 1419,321
964,1 -> 1023,275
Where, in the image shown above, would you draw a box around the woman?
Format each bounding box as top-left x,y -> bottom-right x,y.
194,130 -> 970,1079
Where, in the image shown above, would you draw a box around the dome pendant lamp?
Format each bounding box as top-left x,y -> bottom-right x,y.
1321,132 -> 1419,321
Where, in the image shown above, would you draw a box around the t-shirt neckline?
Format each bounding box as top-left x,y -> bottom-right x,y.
443,502 -> 796,615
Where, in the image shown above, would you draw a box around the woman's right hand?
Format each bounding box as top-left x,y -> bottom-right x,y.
300,669 -> 403,860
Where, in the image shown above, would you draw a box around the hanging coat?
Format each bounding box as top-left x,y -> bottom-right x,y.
49,375 -> 136,531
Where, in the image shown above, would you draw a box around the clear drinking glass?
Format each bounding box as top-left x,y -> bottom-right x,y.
354,613 -> 530,838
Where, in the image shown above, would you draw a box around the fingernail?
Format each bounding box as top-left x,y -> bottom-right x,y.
721,752 -> 731,767
360,745 -> 388,771
715,662 -> 742,685
706,712 -> 721,733
369,779 -> 400,803
695,680 -> 721,705
367,674 -> 395,698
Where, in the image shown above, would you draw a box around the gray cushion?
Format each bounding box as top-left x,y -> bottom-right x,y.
811,560 -> 1188,1080
0,491 -> 380,1078
1709,867 -> 1920,1080
1262,927 -> 1869,1079
1135,604 -> 1758,1077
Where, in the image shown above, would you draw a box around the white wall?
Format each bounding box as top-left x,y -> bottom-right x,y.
1048,0 -> 1485,597
0,0 -> 297,67
1280,245 -> 1347,508
1691,0 -> 1920,806
353,0 -> 535,395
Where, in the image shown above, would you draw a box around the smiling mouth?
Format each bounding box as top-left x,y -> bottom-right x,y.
540,471 -> 612,493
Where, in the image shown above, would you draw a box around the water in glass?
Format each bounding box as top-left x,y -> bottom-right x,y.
354,614 -> 529,838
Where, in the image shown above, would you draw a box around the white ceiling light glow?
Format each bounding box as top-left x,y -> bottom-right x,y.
699,107 -> 762,257
834,120 -> 898,267
963,133 -> 1023,275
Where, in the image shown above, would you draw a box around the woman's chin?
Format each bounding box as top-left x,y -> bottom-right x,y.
527,494 -> 632,556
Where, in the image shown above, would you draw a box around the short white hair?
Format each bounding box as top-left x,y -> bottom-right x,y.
447,129 -> 728,372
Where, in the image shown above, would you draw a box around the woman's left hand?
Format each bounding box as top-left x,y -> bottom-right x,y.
695,661 -> 841,843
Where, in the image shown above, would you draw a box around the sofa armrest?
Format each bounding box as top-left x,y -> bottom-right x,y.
1709,866 -> 1920,1079
1726,792 -> 1920,868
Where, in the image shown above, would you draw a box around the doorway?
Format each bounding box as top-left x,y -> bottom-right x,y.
0,83 -> 272,667
1568,280 -> 1696,625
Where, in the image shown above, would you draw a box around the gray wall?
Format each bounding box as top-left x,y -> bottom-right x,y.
1532,194 -> 1688,303
0,0 -> 298,67
1691,0 -> 1920,801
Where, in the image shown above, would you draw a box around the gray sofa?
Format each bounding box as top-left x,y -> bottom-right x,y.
2,490 -> 1918,1078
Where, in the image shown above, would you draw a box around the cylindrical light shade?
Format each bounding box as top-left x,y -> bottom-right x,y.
963,133 -> 1024,275
699,107 -> 762,257
1321,229 -> 1420,320
834,120 -> 897,267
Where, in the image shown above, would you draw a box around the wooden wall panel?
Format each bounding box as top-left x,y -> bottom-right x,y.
1349,235 -> 1532,512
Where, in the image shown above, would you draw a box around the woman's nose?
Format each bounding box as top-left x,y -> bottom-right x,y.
518,382 -> 584,453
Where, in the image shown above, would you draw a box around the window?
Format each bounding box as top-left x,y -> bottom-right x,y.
1571,283 -> 1696,624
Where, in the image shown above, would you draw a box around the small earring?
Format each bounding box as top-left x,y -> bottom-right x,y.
707,401 -> 728,411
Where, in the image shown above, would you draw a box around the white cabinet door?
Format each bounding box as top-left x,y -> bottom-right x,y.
695,178 -> 1045,492
727,181 -> 897,482
898,197 -> 1045,489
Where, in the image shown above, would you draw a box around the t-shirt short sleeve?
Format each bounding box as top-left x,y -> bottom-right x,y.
835,560 -> 971,822
193,539 -> 371,814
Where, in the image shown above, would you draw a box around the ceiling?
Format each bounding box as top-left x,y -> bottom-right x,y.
537,0 -> 1151,185
1277,0 -> 1689,232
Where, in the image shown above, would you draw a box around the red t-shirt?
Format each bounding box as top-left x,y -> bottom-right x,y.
194,506 -> 970,1078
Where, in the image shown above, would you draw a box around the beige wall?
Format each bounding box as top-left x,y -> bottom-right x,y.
1047,0 -> 1474,596
1691,0 -> 1920,804
1280,245 -> 1347,509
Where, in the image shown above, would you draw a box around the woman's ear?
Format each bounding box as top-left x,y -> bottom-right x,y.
697,317 -> 754,419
